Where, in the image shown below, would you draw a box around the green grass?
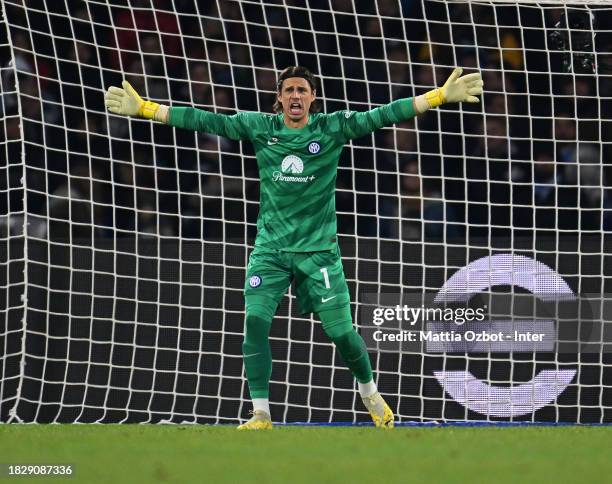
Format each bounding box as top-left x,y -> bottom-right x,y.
0,425 -> 610,483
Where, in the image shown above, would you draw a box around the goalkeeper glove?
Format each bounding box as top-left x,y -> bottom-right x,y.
414,67 -> 484,114
104,80 -> 168,122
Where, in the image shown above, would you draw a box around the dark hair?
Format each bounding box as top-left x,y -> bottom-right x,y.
272,66 -> 321,113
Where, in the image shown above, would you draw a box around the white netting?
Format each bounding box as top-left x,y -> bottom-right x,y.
1,0 -> 610,423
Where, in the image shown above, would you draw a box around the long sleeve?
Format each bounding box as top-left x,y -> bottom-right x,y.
168,107 -> 261,141
338,98 -> 416,141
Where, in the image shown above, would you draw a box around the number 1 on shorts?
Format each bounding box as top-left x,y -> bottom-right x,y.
320,267 -> 330,289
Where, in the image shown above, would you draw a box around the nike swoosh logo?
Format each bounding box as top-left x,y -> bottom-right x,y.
321,295 -> 337,303
267,139 -> 278,145
244,353 -> 262,358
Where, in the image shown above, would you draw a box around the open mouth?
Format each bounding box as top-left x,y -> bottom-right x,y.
289,102 -> 302,115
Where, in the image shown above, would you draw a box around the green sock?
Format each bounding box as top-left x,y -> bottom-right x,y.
242,310 -> 273,399
318,306 -> 373,384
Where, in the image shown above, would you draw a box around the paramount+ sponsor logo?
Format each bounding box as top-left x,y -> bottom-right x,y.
272,155 -> 315,183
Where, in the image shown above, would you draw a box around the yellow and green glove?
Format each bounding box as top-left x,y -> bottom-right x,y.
414,67 -> 484,113
104,80 -> 168,122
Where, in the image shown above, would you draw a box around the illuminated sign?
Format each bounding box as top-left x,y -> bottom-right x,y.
433,254 -> 577,417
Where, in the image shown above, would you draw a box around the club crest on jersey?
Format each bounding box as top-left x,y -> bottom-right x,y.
249,275 -> 262,288
308,141 -> 321,154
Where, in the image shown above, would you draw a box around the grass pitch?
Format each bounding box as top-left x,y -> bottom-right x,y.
0,424 -> 610,483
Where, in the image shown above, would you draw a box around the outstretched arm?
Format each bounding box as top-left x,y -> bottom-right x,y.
341,67 -> 483,140
104,81 -> 254,140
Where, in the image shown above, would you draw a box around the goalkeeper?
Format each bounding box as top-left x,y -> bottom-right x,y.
105,66 -> 483,429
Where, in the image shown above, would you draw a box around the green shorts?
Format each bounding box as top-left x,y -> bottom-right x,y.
244,245 -> 350,315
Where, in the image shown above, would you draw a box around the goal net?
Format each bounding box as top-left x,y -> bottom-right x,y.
1,0 -> 610,424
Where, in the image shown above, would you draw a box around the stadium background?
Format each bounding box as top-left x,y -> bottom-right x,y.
1,0 -> 610,424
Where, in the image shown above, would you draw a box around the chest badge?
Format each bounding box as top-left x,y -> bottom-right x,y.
308,141 -> 321,154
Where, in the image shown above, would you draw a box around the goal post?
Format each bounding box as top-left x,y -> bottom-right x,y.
0,0 -> 610,424
0,8 -> 26,423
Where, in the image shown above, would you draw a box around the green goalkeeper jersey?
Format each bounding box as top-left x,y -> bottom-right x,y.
168,99 -> 416,251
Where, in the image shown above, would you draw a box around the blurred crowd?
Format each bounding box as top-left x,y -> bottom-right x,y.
1,0 -> 609,243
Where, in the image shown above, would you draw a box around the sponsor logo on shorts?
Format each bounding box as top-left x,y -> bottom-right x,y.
249,275 -> 262,288
321,295 -> 337,303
